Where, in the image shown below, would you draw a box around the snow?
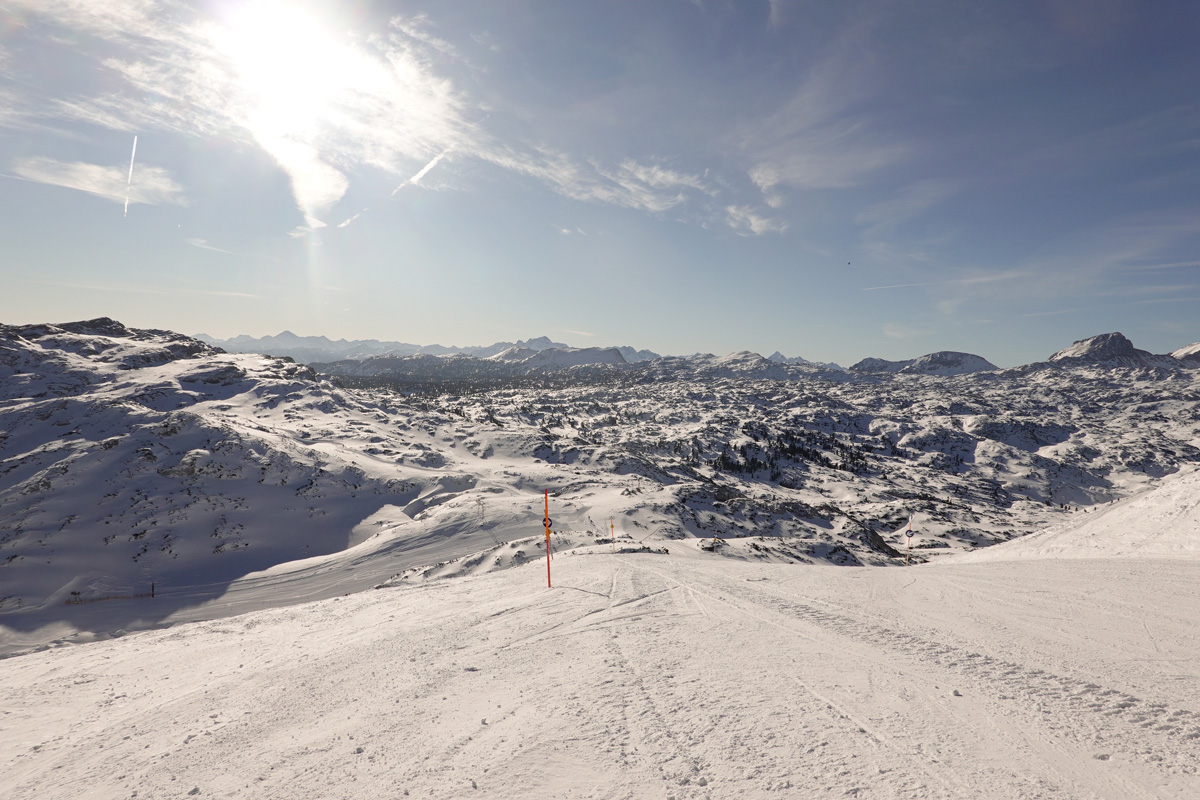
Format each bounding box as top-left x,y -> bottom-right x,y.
850,351 -> 996,376
1172,342 -> 1200,363
899,351 -> 997,376
959,465 -> 1200,561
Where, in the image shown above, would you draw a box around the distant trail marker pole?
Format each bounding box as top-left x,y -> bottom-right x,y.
905,517 -> 915,566
544,490 -> 553,588
610,517 -> 615,553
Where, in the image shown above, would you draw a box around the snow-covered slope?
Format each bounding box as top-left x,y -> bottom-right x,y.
958,465 -> 1200,561
0,320 -> 586,648
5,516 -> 1200,798
1172,341 -> 1200,363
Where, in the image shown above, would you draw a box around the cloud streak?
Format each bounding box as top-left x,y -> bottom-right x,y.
393,150 -> 451,195
13,156 -> 185,207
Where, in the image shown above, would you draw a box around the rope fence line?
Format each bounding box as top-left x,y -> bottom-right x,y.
65,586 -> 155,605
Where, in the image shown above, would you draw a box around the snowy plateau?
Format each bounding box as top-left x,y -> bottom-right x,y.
3,319 -> 1200,799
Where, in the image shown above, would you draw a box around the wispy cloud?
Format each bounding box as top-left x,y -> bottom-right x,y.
862,272 -> 1023,292
7,1 -> 765,234
725,204 -> 786,236
1120,259 -> 1200,272
743,17 -> 909,199
882,322 -> 928,339
615,160 -> 709,193
1130,296 -> 1200,305
336,209 -> 368,228
14,2 -> 471,227
22,276 -> 257,299
855,179 -> 961,236
12,156 -> 185,206
185,238 -> 232,254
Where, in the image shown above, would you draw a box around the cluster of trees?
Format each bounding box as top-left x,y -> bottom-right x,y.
708,426 -> 872,479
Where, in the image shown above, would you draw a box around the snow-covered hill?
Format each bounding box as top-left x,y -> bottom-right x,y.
850,350 -> 997,376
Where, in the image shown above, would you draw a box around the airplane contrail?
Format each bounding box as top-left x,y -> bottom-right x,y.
392,149 -> 449,196
123,135 -> 138,218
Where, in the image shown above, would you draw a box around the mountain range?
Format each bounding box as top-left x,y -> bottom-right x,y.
200,329 -> 1200,385
195,331 -> 662,364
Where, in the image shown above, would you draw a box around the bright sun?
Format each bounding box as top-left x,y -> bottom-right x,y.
214,1 -> 382,140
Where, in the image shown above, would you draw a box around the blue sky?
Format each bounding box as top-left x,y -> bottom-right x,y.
2,0 -> 1198,367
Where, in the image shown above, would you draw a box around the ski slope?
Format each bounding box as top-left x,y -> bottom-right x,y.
5,480 -> 1200,799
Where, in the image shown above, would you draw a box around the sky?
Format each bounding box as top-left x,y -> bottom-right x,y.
1,0 -> 1199,367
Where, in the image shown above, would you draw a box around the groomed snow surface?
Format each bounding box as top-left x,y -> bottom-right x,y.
4,469 -> 1200,799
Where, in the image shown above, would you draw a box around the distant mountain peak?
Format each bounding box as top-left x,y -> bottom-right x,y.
1048,332 -> 1178,369
850,350 -> 996,376
515,336 -> 565,350
1049,332 -> 1137,363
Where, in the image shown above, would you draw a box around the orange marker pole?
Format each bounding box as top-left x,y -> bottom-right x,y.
610,517 -> 615,553
905,517 -> 913,566
544,490 -> 552,588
